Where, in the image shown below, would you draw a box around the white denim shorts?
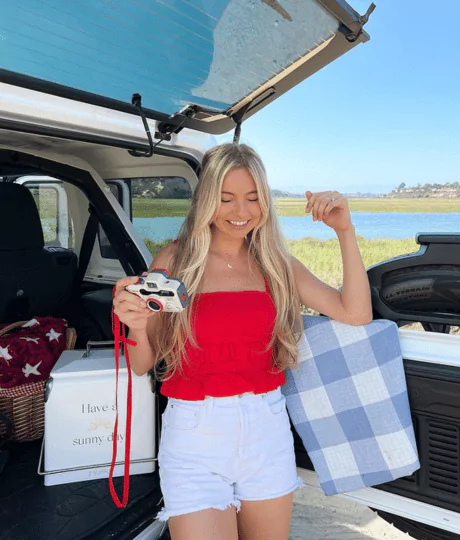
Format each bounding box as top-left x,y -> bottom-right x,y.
156,386 -> 304,521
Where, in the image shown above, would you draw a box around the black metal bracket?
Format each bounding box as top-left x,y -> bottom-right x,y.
128,97 -> 200,158
231,88 -> 277,144
345,2 -> 376,42
156,104 -> 200,139
128,93 -> 156,158
232,102 -> 252,144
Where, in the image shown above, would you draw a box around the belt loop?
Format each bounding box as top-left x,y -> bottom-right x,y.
205,396 -> 214,415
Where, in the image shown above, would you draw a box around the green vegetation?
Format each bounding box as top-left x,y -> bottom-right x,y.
133,198 -> 191,217
144,235 -> 439,326
144,238 -> 177,259
144,235 -> 419,290
274,197 -> 460,215
286,236 -> 419,289
132,197 -> 459,218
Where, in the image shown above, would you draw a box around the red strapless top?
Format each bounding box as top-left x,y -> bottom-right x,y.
160,275 -> 285,400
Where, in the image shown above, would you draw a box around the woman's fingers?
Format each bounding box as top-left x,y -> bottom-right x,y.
305,192 -> 316,214
321,201 -> 334,219
115,310 -> 155,326
113,301 -> 155,323
311,197 -> 326,221
306,191 -> 328,219
322,197 -> 341,218
112,274 -> 160,329
315,199 -> 328,221
114,275 -> 141,294
114,289 -> 145,305
113,289 -> 144,306
306,191 -> 341,221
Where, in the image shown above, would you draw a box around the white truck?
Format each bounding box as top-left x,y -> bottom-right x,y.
0,1 -> 459,539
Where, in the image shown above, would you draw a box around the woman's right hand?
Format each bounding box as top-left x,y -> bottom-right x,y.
113,276 -> 157,331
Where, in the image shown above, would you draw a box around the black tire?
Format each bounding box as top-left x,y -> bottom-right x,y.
374,509 -> 459,540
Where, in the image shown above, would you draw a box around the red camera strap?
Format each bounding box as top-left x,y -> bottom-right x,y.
109,286 -> 137,508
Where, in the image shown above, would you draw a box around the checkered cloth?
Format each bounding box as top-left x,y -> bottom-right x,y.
282,315 -> 420,496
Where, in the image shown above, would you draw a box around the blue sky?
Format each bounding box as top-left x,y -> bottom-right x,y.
217,1 -> 460,195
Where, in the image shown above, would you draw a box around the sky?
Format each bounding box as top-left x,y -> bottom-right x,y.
217,1 -> 460,195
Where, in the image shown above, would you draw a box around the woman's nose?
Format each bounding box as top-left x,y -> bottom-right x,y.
234,199 -> 250,216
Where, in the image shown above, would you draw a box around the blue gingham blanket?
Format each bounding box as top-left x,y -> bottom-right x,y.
282,315 -> 420,496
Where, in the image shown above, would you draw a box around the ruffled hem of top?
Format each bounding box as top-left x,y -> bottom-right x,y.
160,372 -> 286,401
160,339 -> 285,400
161,369 -> 285,400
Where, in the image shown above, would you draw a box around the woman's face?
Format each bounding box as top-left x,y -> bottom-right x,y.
212,168 -> 262,238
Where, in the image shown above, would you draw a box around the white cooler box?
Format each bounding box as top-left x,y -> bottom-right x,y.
39,341 -> 157,486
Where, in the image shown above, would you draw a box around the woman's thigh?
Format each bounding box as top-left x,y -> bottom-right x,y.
237,492 -> 294,540
169,506 -> 239,540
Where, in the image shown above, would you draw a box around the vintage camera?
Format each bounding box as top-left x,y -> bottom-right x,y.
125,269 -> 189,312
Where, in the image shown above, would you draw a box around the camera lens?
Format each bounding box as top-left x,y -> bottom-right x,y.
147,300 -> 162,312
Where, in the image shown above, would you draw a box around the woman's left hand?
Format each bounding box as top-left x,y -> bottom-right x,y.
305,190 -> 352,232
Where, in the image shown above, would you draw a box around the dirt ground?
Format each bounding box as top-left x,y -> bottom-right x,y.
289,485 -> 413,540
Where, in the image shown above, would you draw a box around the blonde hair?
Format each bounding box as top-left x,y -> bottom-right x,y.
152,143 -> 304,381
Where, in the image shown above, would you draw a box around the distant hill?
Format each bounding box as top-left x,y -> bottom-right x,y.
271,190 -> 387,199
271,189 -> 304,198
131,178 -> 459,200
271,182 -> 460,199
132,179 -> 306,200
387,181 -> 460,198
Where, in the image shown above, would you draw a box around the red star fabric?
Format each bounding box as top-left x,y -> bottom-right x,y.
0,317 -> 69,389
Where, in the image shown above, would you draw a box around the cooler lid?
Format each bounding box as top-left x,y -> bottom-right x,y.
50,349 -> 127,378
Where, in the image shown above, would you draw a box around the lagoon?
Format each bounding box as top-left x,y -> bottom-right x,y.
133,212 -> 460,242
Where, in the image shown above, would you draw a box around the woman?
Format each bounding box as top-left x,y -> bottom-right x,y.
112,143 -> 372,540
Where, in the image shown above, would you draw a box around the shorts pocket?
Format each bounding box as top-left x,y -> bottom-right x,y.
264,393 -> 287,415
164,401 -> 205,431
263,393 -> 291,430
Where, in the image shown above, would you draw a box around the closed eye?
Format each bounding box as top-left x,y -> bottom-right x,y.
221,199 -> 259,203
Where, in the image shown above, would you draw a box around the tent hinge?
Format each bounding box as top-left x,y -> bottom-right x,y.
128,96 -> 199,158
231,102 -> 253,144
345,2 -> 376,42
156,104 -> 200,139
128,93 -> 156,158
230,88 -> 276,144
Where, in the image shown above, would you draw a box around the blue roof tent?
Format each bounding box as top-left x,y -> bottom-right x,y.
0,0 -> 374,134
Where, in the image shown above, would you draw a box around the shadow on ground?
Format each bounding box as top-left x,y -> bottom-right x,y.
290,486 -> 414,540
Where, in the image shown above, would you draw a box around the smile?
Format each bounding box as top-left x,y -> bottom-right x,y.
227,220 -> 249,229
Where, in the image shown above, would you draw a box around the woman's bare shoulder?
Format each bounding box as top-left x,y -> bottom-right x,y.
148,241 -> 178,272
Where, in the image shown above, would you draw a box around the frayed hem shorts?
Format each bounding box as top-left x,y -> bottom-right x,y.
157,386 -> 304,522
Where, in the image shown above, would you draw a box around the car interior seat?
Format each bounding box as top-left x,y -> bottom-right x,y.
0,182 -> 78,324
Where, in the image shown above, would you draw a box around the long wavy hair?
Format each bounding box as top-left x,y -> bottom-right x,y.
151,143 -> 304,382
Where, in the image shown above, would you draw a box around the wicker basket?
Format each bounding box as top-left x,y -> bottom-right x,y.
0,322 -> 77,442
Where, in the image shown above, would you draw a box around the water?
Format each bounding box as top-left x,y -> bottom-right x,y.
133,212 -> 460,242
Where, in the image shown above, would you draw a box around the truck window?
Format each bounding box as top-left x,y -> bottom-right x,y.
18,179 -> 73,249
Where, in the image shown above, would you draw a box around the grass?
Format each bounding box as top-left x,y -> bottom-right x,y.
144,236 -> 460,334
133,197 -> 459,218
133,198 -> 192,217
286,235 -> 419,289
144,235 -> 420,290
274,197 -> 460,216
36,196 -> 458,219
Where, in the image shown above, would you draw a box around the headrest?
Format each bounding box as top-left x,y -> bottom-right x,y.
0,183 -> 44,251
